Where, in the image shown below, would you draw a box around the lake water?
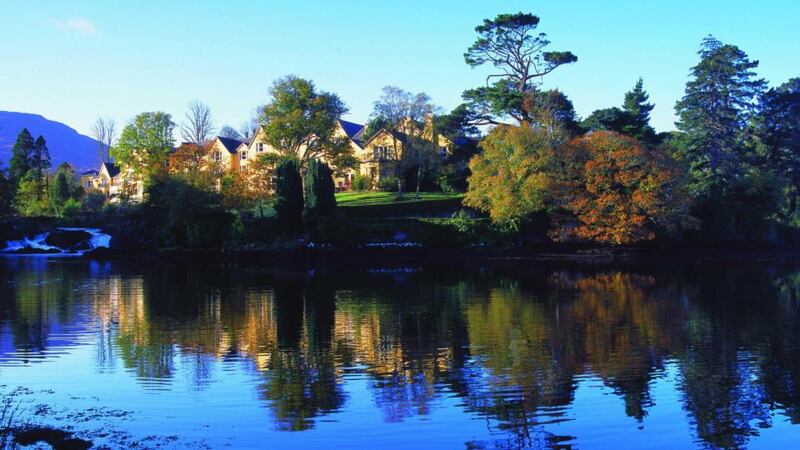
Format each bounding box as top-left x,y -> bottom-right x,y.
1,257 -> 800,449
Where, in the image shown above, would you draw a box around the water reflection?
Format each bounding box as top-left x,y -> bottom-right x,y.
2,259 -> 800,447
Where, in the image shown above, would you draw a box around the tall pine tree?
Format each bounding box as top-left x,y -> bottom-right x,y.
273,158 -> 304,232
675,36 -> 766,191
31,135 -> 52,200
9,128 -> 34,187
622,78 -> 657,142
304,158 -> 336,219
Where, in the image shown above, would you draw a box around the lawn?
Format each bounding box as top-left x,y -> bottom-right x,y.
335,191 -> 464,218
335,191 -> 463,207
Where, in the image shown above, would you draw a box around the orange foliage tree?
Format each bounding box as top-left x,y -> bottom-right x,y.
556,131 -> 689,244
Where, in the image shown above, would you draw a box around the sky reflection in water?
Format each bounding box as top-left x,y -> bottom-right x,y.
1,258 -> 799,449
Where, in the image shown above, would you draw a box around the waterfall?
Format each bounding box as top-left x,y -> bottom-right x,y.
2,228 -> 112,255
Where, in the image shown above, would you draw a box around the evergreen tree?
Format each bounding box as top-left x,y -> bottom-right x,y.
31,135 -> 52,200
274,158 -> 304,232
9,128 -> 34,187
675,36 -> 766,191
304,158 -> 336,219
622,78 -> 657,142
0,166 -> 13,217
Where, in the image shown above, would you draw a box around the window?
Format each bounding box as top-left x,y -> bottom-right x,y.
241,150 -> 248,161
373,146 -> 391,160
256,143 -> 264,152
212,150 -> 222,162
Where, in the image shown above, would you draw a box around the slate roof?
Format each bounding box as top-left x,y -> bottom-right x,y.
102,162 -> 120,178
217,136 -> 244,153
339,119 -> 365,139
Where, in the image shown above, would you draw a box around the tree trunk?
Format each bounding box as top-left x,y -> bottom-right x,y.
415,164 -> 421,199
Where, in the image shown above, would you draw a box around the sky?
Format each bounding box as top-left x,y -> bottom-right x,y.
1,0 -> 798,138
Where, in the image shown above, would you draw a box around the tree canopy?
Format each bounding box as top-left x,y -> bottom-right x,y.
259,76 -> 354,170
112,111 -> 176,180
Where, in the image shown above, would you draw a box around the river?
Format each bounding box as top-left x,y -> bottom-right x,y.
0,257 -> 799,448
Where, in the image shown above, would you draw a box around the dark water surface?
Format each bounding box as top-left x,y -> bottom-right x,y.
1,258 -> 800,449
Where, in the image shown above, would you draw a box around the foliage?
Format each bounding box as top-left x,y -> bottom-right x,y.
169,142 -> 218,189
464,125 -> 556,229
9,128 -> 34,187
755,78 -> 800,215
84,191 -> 106,214
556,131 -> 690,244
460,12 -> 577,125
0,167 -> 12,217
581,78 -> 658,144
220,171 -> 255,210
61,198 -> 82,219
303,158 -> 336,219
273,158 -> 304,232
145,177 -> 234,247
31,135 -> 52,190
378,176 -> 398,192
112,111 -> 176,180
48,163 -> 83,216
674,36 -> 766,192
259,76 -> 354,170
351,173 -> 370,191
14,171 -> 45,216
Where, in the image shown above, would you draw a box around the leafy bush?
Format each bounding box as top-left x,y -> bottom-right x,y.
61,198 -> 81,219
352,173 -> 370,191
304,158 -> 336,218
378,176 -> 398,192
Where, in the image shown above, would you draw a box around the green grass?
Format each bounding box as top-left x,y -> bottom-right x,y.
335,191 -> 463,207
335,191 -> 464,218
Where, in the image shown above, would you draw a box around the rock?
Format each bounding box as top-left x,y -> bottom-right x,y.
45,230 -> 92,251
7,247 -> 63,254
82,247 -> 115,259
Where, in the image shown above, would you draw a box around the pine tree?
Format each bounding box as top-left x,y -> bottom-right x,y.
31,135 -> 52,200
304,158 -> 336,219
675,36 -> 766,190
9,128 -> 34,187
274,158 -> 304,232
622,77 -> 656,140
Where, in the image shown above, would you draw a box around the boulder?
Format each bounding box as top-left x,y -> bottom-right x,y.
45,230 -> 92,251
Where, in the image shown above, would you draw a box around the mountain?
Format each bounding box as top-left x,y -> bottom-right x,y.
0,111 -> 102,172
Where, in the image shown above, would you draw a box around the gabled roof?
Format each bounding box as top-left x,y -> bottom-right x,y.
217,136 -> 244,154
81,169 -> 99,176
361,128 -> 409,147
338,119 -> 366,140
102,162 -> 120,178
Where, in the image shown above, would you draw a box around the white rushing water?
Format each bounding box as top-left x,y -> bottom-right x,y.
2,227 -> 112,255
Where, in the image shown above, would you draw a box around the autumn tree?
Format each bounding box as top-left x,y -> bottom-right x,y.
180,100 -> 215,144
556,131 -> 689,244
112,111 -> 176,181
259,76 -> 353,170
169,142 -> 216,189
460,12 -> 577,125
464,125 -> 556,229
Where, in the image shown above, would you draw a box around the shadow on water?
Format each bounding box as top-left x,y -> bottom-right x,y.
1,257 -> 800,448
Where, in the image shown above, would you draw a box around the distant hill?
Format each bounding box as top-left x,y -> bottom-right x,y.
0,111 -> 101,172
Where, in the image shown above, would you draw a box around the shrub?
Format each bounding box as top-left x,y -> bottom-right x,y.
61,198 -> 81,219
378,176 -> 398,192
273,158 -> 304,232
352,173 -> 370,191
304,158 -> 336,218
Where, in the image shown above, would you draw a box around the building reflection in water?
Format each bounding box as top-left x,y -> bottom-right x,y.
2,260 -> 800,447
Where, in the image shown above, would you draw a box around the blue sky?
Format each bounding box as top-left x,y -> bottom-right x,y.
1,0 -> 798,137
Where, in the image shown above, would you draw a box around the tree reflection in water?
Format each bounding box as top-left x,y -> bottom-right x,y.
2,259 -> 800,447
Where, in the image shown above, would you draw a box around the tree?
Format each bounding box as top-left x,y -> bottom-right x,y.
622,78 -> 656,140
112,112 -> 176,180
248,154 -> 279,216
259,76 -> 353,169
273,158 -> 304,232
674,36 -> 766,191
180,100 -> 215,144
464,125 -> 556,229
169,143 -> 217,189
368,86 -> 436,195
461,12 -> 577,125
581,79 -> 658,144
219,125 -> 242,139
51,171 -> 72,213
0,165 -> 13,216
303,158 -> 336,219
556,131 -> 689,244
756,78 -> 800,214
91,117 -> 117,163
9,128 -> 34,187
31,135 -> 51,200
